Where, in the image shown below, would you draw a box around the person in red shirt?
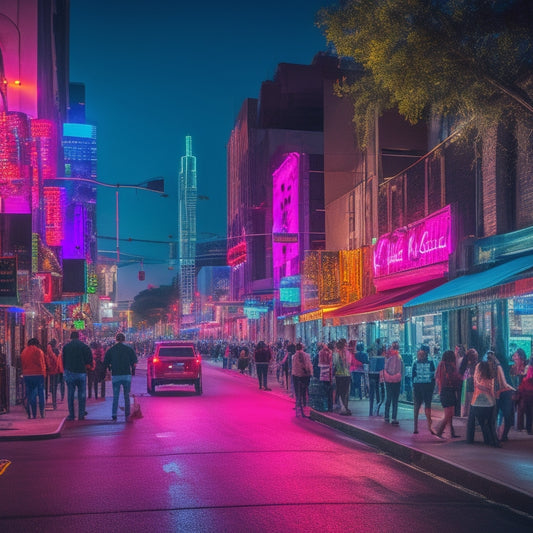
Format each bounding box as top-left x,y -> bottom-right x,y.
21,338 -> 47,419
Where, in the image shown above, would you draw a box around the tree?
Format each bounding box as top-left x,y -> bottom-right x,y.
130,285 -> 178,327
317,0 -> 533,146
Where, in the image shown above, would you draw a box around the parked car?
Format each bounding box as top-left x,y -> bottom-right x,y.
147,341 -> 202,395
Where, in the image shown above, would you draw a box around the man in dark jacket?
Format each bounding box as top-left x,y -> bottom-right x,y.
254,341 -> 272,391
104,333 -> 138,421
62,331 -> 93,420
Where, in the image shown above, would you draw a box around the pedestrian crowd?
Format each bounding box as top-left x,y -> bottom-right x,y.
204,337 -> 533,445
20,331 -> 138,423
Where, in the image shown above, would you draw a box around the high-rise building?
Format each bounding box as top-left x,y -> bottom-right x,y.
178,135 -> 197,320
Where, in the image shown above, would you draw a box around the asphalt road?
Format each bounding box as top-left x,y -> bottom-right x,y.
1,363 -> 532,533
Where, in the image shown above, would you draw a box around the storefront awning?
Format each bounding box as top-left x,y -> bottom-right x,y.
404,254 -> 533,315
324,278 -> 445,320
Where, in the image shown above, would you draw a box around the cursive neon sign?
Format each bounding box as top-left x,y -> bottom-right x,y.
373,205 -> 454,278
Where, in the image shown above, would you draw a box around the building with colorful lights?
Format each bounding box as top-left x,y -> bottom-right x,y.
227,54 -> 338,342
178,135 -> 197,323
0,1 -> 100,412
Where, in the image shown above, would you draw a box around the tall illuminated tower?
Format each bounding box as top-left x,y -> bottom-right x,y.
178,135 -> 197,319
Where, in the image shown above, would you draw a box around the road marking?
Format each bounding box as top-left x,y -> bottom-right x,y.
0,459 -> 11,476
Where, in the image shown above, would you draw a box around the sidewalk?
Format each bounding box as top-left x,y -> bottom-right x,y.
3,360 -> 533,516
211,359 -> 533,516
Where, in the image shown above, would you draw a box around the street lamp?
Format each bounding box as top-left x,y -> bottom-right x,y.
53,177 -> 167,263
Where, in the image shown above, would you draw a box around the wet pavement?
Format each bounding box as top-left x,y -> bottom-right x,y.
2,359 -> 532,516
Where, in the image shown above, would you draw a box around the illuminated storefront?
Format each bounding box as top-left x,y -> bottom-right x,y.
325,206 -> 454,357
405,227 -> 533,364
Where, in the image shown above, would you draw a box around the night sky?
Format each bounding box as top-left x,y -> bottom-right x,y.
69,0 -> 331,268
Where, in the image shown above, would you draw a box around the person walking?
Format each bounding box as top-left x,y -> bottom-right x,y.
21,338 -> 47,419
435,350 -> 462,438
350,341 -> 367,400
333,339 -> 352,415
412,347 -> 436,434
467,360 -> 500,447
486,351 -> 515,442
62,331 -> 93,421
291,343 -> 313,417
45,339 -> 60,410
254,341 -> 272,391
382,341 -> 403,425
94,343 -> 107,399
104,333 -> 138,422
318,342 -> 333,412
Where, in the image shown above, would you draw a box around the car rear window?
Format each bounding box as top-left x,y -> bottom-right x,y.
158,346 -> 195,358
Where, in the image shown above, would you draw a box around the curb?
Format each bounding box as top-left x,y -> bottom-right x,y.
310,410 -> 533,516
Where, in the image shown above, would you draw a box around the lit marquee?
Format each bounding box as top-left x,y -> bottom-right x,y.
272,153 -> 300,288
44,187 -> 66,247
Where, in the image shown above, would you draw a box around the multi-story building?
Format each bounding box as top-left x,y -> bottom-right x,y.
178,135 -> 197,323
0,0 -> 70,411
227,54 -> 337,341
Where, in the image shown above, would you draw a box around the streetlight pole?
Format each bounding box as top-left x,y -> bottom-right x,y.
53,177 -> 167,264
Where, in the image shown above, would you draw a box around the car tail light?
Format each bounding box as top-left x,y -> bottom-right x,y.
152,356 -> 160,364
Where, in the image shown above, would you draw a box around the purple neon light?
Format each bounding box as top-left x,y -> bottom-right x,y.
373,205 -> 454,278
272,153 -> 300,288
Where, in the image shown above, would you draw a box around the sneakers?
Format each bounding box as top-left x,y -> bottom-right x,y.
112,416 -> 117,421
391,420 -> 399,426
384,418 -> 390,423
264,387 -> 272,391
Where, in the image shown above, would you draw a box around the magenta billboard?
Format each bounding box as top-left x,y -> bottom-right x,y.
272,153 -> 300,288
373,205 -> 454,279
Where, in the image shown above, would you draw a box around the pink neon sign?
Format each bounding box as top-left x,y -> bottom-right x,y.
373,205 -> 454,278
272,153 -> 300,288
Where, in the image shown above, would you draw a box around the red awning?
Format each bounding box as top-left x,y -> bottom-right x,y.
324,279 -> 445,319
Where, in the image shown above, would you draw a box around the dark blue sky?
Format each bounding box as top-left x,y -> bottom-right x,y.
69,0 -> 331,266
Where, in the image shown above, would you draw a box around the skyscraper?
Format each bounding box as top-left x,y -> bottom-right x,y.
178,135 -> 197,320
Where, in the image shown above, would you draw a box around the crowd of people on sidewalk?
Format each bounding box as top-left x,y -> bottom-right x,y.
204,337 -> 533,444
19,332 -> 138,423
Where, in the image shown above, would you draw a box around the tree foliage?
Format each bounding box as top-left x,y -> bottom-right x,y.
130,285 -> 178,326
317,0 -> 533,146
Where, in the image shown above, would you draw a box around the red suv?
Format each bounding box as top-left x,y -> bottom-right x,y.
147,341 -> 202,395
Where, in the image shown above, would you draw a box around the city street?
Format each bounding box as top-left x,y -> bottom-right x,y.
1,364 -> 532,533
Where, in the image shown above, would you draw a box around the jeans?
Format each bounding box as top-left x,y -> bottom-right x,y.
368,375 -> 381,415
112,375 -> 132,418
64,370 -> 87,419
384,381 -> 401,421
467,405 -> 498,445
293,375 -> 311,411
335,375 -> 351,412
48,374 -> 58,409
496,390 -> 514,440
256,363 -> 269,389
24,375 -> 45,418
350,371 -> 363,399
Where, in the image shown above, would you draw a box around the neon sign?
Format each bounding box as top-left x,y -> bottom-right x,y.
227,241 -> 247,267
373,205 -> 454,278
272,152 -> 300,288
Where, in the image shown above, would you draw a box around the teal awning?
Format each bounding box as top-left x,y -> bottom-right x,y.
404,254 -> 533,315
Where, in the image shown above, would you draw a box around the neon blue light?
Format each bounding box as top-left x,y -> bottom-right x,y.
63,123 -> 96,139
